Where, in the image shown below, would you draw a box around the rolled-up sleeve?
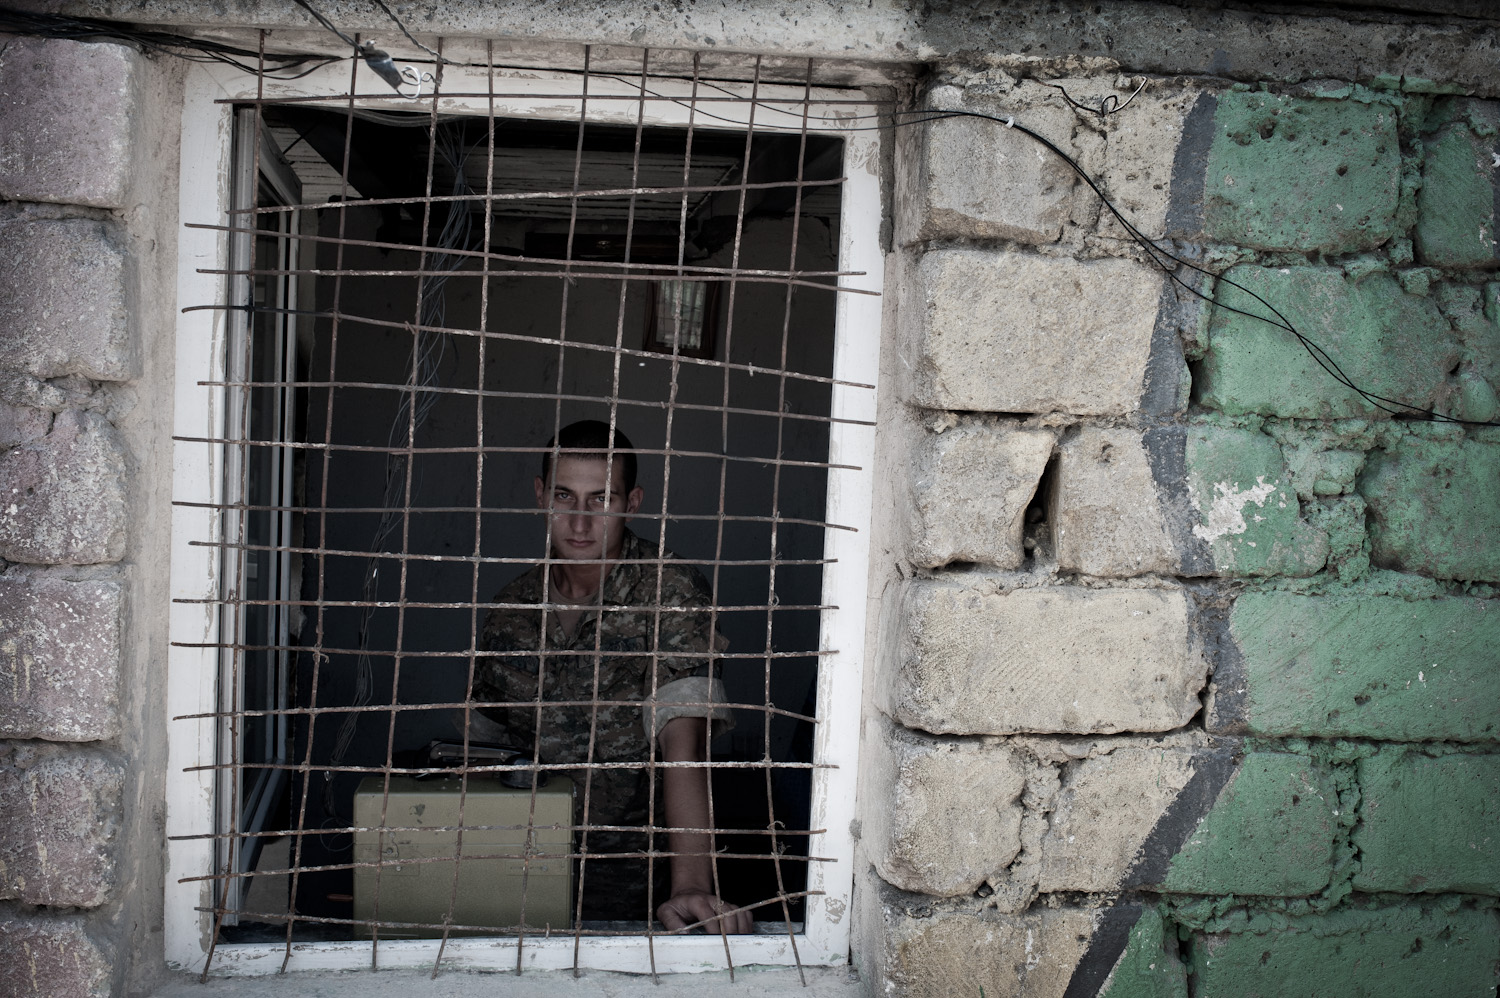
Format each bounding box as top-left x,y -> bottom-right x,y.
644,675 -> 734,740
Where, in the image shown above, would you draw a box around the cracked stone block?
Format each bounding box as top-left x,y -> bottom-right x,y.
1054,427 -> 1178,577
0,746 -> 123,908
0,216 -> 133,381
908,422 -> 1055,570
881,579 -> 1205,735
896,83 -> 1079,246
0,914 -> 112,998
1354,750 -> 1499,895
0,410 -> 127,565
864,722 -> 1028,897
0,575 -> 122,741
1360,435 -> 1500,583
0,36 -> 138,208
901,248 -> 1164,416
1184,425 -> 1329,577
1202,92 -> 1401,252
862,889 -> 1158,998
1207,592 -> 1500,741
1197,266 -> 1457,420
1038,744 -> 1200,894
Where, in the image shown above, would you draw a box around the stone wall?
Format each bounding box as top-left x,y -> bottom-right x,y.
860,67 -> 1500,996
3,5 -> 1500,996
0,35 -> 179,998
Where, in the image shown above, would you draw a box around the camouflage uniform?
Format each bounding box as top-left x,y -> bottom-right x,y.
475,530 -> 731,921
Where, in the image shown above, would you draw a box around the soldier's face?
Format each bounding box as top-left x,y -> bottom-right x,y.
535,456 -> 643,562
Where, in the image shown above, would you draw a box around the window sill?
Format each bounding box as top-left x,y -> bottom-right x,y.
151,965 -> 863,998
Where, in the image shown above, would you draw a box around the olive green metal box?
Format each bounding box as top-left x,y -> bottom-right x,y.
352,775 -> 574,936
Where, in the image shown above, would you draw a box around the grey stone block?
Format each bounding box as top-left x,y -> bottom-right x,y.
0,216 -> 133,381
0,912 -> 112,998
0,37 -> 137,208
0,410 -> 128,565
896,84 -> 1078,246
881,580 -> 1206,735
901,249 -> 1164,415
0,746 -> 123,908
866,896 -> 1104,998
864,723 -> 1028,897
0,575 -> 122,741
1053,427 -> 1177,577
908,422 -> 1055,570
1038,745 -> 1200,893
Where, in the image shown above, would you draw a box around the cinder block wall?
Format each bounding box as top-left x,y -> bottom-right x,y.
858,68 -> 1500,996
0,36 -> 181,998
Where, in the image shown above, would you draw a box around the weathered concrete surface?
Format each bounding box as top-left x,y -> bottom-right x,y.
1202,92 -> 1401,252
907,421 -> 1055,570
1053,427 -> 1177,578
1415,99 -> 1500,269
0,410 -> 128,565
1160,752 -> 1336,897
1187,906 -> 1500,998
1184,425 -> 1328,577
0,575 -> 123,741
60,2 -> 1500,99
1354,750 -> 1499,895
1197,267 -> 1457,419
1207,592 -> 1500,741
0,401 -> 51,448
0,216 -> 133,381
0,912 -> 113,998
0,37 -> 138,209
0,746 -> 124,908
902,249 -> 1164,416
866,897 -> 1100,998
883,581 -> 1205,735
864,724 -> 1029,897
1360,435 -> 1500,583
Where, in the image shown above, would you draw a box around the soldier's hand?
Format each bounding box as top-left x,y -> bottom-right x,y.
656,891 -> 753,934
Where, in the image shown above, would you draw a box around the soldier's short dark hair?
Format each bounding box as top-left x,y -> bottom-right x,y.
541,419 -> 638,493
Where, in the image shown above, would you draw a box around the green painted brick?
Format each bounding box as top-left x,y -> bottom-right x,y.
1361,437 -> 1500,583
1208,592 -> 1500,741
1414,104 -> 1499,269
1204,93 -> 1401,252
1197,266 -> 1457,419
1185,426 -> 1328,577
1188,907 -> 1499,998
1160,753 -> 1336,897
1354,751 -> 1500,895
1100,907 -> 1189,998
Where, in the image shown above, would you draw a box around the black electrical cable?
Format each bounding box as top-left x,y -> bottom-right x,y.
0,7 -> 340,79
888,107 -> 1498,427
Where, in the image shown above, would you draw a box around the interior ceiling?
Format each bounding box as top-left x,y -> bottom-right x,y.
262,106 -> 843,257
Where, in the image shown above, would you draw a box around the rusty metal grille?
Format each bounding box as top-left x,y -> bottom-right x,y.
171,36 -> 880,977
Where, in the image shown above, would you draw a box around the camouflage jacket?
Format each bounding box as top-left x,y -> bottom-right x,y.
475,530 -> 730,920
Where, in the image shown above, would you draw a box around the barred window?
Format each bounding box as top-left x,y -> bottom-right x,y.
167,39 -> 883,978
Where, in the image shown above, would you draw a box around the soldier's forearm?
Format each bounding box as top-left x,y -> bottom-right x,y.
658,716 -> 716,896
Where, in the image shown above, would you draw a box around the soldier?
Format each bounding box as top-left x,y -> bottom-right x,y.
475,420 -> 752,933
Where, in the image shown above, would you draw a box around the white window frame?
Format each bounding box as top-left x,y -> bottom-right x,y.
166,53 -> 883,976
